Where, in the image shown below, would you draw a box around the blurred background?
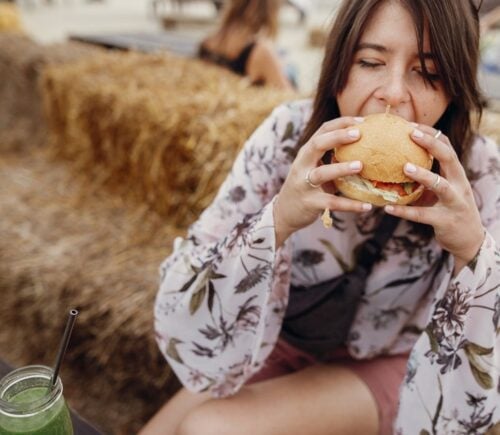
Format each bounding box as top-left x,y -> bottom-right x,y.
6,0 -> 343,94
2,0 -> 499,100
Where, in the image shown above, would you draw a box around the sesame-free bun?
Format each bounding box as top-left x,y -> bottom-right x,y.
335,112 -> 433,183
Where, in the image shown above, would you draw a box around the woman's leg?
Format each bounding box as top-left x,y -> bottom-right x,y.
139,363 -> 379,435
139,388 -> 212,435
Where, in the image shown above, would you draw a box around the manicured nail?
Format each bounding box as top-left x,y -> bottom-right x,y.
349,160 -> 362,170
385,205 -> 395,213
405,163 -> 417,173
362,203 -> 372,211
348,128 -> 360,138
354,117 -> 364,123
412,129 -> 424,138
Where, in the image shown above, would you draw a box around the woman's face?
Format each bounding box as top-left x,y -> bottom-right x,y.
337,0 -> 450,125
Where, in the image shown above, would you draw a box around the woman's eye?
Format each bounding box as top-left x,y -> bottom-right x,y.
415,69 -> 441,82
358,60 -> 383,68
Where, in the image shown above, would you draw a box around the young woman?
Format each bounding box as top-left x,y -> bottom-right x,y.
197,0 -> 295,90
142,1 -> 500,433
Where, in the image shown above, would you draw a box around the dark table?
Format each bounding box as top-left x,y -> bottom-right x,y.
69,31 -> 200,57
0,358 -> 103,435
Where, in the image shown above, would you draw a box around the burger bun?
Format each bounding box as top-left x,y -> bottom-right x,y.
334,112 -> 433,206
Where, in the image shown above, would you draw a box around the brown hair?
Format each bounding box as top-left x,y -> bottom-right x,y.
218,0 -> 282,39
301,0 -> 483,164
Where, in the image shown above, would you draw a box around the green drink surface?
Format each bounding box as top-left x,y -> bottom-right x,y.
0,387 -> 73,435
10,388 -> 47,405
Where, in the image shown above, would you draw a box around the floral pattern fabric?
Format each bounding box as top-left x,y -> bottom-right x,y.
155,100 -> 500,433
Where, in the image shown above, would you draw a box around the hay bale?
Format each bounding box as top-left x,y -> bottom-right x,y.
0,34 -> 102,152
0,148 -> 184,434
0,3 -> 23,32
41,51 -> 293,226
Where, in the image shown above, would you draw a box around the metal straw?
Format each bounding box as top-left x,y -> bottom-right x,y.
50,309 -> 78,388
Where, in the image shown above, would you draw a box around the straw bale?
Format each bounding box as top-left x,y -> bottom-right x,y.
0,148 -> 184,433
41,51 -> 294,226
0,34 -> 102,152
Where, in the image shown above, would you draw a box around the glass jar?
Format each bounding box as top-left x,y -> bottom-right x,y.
0,365 -> 73,435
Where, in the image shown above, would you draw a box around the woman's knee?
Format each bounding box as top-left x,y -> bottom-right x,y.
176,401 -> 236,435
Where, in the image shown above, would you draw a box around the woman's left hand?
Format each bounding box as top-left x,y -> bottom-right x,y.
384,125 -> 485,274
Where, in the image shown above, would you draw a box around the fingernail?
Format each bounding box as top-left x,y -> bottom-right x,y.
354,117 -> 364,123
410,122 -> 418,127
348,128 -> 360,138
362,203 -> 372,211
405,162 -> 417,173
349,160 -> 361,170
412,129 -> 424,138
385,205 -> 395,213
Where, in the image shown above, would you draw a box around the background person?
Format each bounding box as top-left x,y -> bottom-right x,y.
142,1 -> 500,434
197,0 -> 295,90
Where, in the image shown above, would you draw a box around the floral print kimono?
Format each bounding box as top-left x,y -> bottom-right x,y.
155,100 -> 500,433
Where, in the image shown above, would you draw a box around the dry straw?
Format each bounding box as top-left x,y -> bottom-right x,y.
0,36 -> 293,433
0,34 -> 102,152
0,148 -> 183,433
41,51 -> 294,226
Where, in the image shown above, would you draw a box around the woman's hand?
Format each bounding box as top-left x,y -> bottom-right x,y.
384,125 -> 485,275
274,116 -> 372,247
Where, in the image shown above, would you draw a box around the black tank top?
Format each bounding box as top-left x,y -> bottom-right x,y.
197,41 -> 256,76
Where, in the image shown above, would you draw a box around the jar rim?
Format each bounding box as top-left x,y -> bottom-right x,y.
0,365 -> 63,417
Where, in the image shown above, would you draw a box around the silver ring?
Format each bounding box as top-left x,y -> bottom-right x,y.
305,168 -> 321,188
434,130 -> 442,139
431,174 -> 441,190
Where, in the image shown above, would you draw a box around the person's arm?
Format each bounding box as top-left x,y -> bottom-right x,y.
154,103 -> 304,397
395,136 -> 500,433
247,40 -> 295,91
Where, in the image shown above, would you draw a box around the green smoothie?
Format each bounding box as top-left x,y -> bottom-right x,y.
0,386 -> 73,435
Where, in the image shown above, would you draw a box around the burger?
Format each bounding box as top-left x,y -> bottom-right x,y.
333,112 -> 433,206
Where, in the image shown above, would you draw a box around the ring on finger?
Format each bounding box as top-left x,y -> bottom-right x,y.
434,129 -> 442,139
431,174 -> 441,190
305,168 -> 321,188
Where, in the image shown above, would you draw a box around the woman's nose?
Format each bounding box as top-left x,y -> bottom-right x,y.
374,72 -> 411,108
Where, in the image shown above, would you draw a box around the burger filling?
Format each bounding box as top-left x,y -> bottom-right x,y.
341,175 -> 420,203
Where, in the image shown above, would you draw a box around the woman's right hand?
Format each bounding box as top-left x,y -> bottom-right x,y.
273,116 -> 372,246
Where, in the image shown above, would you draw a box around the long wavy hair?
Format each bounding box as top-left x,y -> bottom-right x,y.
218,0 -> 282,39
301,0 -> 483,164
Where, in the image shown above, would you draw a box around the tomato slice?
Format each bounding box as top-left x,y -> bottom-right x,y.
372,180 -> 414,196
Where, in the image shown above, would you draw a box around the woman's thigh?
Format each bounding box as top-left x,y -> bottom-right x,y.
140,363 -> 379,435
138,388 -> 211,435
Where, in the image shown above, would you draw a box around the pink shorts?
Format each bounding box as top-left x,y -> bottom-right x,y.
247,339 -> 408,435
